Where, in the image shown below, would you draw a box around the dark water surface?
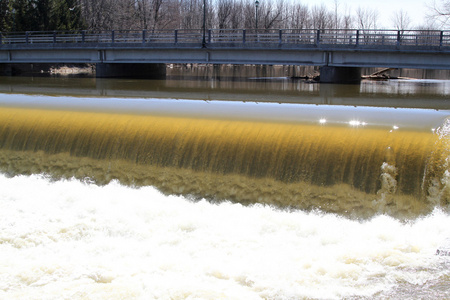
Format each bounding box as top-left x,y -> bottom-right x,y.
1,69 -> 450,109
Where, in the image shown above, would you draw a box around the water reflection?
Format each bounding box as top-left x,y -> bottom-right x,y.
0,67 -> 450,109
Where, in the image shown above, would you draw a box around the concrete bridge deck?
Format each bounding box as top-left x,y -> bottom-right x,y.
1,29 -> 450,81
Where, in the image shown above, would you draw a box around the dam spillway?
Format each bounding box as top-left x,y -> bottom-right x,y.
0,94 -> 449,219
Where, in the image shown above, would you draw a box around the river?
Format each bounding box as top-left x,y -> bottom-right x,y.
0,70 -> 450,299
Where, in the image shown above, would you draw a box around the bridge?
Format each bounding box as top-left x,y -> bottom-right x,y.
1,29 -> 450,82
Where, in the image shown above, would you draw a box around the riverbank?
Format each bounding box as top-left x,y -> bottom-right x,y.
1,63 -> 450,80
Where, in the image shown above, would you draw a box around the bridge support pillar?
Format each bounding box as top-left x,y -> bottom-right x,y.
0,63 -> 44,76
319,66 -> 361,84
0,64 -> 13,76
96,63 -> 166,79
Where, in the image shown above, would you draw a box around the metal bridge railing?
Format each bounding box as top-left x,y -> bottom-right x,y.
1,29 -> 450,49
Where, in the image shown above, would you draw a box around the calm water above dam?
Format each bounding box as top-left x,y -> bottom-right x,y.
1,73 -> 450,299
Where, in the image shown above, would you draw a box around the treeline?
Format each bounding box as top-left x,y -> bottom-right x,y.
0,0 -> 83,31
0,0 -> 433,33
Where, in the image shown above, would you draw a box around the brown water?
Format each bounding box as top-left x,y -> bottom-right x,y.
1,67 -> 450,108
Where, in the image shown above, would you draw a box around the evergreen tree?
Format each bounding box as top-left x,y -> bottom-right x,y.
12,0 -> 33,31
0,0 -> 85,32
0,0 -> 13,32
50,0 -> 84,31
36,0 -> 52,30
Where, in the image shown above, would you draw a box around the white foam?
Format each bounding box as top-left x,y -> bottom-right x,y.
1,174 -> 450,299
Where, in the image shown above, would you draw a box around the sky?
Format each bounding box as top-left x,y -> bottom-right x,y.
319,0 -> 432,29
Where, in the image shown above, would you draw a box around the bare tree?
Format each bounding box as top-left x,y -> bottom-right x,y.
115,0 -> 140,29
355,6 -> 379,29
332,0 -> 340,29
78,0 -> 116,30
391,9 -> 412,31
339,3 -> 354,29
137,0 -> 150,29
207,0 -> 215,28
242,0 -> 255,29
341,14 -> 353,29
260,0 -> 284,29
217,0 -> 233,29
427,0 -> 450,28
154,0 -> 181,29
311,4 -> 332,29
151,0 -> 164,30
74,0 -> 433,32
180,0 -> 202,29
229,0 -> 244,28
416,18 -> 440,30
286,2 -> 310,29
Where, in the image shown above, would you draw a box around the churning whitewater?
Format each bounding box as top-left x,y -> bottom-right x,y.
1,174 -> 450,300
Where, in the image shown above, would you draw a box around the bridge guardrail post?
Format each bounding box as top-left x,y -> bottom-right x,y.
316,30 -> 320,47
53,31 -> 56,44
355,30 -> 359,47
25,31 -> 29,44
440,31 -> 444,48
208,29 -> 212,44
174,30 -> 178,44
142,30 -> 147,43
279,30 -> 282,46
396,30 -> 401,48
112,30 -> 115,43
81,30 -> 85,43
243,29 -> 246,44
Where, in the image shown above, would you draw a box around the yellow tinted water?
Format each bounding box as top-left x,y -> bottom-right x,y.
0,106 -> 446,218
